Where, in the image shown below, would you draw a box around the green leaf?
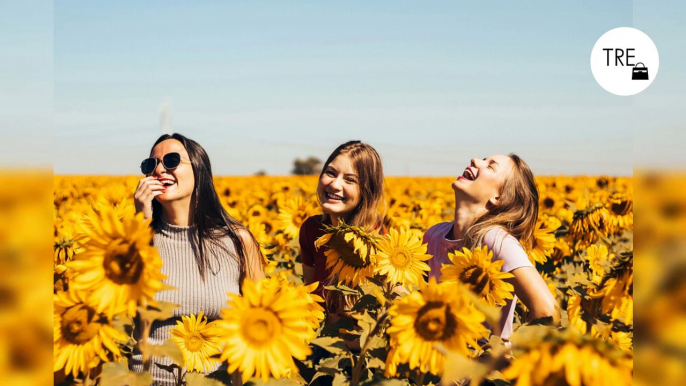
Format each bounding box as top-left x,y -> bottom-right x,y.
137,301 -> 179,323
364,276 -> 385,288
366,357 -> 386,370
332,373 -> 350,386
441,352 -> 490,386
186,372 -> 227,386
311,337 -> 350,355
100,362 -> 153,386
324,284 -> 359,296
351,294 -> 380,312
147,338 -> 184,365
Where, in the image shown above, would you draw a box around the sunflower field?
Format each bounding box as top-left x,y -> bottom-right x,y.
54,175 -> 633,386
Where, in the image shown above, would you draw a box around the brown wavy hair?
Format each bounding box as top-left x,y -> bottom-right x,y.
462,153 -> 539,251
317,140 -> 386,229
318,141 -> 386,316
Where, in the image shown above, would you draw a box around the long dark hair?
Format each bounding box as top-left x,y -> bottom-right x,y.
149,133 -> 261,287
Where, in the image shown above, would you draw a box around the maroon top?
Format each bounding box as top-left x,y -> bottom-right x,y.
299,215 -> 333,299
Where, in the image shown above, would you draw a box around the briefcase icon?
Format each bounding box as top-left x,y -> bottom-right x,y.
632,62 -> 649,80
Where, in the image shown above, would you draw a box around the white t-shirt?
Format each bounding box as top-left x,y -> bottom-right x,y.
423,222 -> 533,339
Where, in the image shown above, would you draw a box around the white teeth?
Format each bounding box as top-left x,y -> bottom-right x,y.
325,192 -> 344,201
161,180 -> 175,186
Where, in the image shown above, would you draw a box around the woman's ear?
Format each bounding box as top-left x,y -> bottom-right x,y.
486,195 -> 500,210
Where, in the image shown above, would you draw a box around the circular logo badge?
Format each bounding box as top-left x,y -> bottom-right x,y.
590,27 -> 659,96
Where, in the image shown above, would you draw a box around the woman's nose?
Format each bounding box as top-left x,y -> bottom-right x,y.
154,160 -> 167,176
471,158 -> 480,167
330,176 -> 343,190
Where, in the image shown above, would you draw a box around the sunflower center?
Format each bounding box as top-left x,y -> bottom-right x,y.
459,265 -> 490,295
241,308 -> 281,347
103,241 -> 144,285
60,304 -> 101,344
414,301 -> 457,341
390,249 -> 411,269
330,233 -> 367,267
184,332 -> 205,352
611,200 -> 632,216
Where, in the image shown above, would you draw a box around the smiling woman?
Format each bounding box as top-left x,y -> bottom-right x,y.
130,133 -> 266,384
299,140 -> 386,305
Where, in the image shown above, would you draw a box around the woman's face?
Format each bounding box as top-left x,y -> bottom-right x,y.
150,139 -> 195,205
317,154 -> 361,218
452,154 -> 514,207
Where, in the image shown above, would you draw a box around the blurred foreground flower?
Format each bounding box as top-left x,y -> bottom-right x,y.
53,290 -> 128,377
385,278 -> 487,377
217,277 -> 324,383
67,206 -> 167,318
502,326 -> 632,386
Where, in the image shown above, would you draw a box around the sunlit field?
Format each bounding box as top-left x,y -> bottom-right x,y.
53,175 -> 633,386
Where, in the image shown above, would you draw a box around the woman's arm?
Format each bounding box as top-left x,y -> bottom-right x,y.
236,228 -> 266,281
508,267 -> 560,324
485,229 -> 560,325
299,217 -> 316,285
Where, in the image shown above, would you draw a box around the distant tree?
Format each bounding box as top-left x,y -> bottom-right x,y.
292,156 -> 322,175
254,170 -> 267,176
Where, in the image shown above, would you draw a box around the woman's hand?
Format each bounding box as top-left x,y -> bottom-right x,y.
133,176 -> 165,220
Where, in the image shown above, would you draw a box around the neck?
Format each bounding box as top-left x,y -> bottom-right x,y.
161,199 -> 193,226
452,200 -> 484,240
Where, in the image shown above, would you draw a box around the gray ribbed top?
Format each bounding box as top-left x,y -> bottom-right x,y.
130,219 -> 240,385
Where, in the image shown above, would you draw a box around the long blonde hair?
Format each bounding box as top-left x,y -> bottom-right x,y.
463,154 -> 539,250
318,141 -> 386,230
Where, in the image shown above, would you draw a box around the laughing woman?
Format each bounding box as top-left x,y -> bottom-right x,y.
424,154 -> 559,340
131,133 -> 265,384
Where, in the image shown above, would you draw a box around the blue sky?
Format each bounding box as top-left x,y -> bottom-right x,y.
3,1 -> 684,175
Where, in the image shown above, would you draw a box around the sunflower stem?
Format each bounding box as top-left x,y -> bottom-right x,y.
141,319 -> 152,372
415,370 -> 425,386
350,312 -> 389,386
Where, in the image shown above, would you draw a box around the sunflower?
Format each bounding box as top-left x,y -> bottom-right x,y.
217,277 -> 322,383
526,216 -> 560,265
54,290 -> 128,377
589,251 -> 633,324
440,246 -> 514,307
67,205 -> 167,318
607,192 -> 633,233
385,278 -> 487,377
169,311 -> 222,373
54,223 -> 84,266
277,196 -> 319,239
373,228 -> 431,289
315,221 -> 383,288
569,204 -> 611,249
502,327 -> 632,386
585,244 -> 614,283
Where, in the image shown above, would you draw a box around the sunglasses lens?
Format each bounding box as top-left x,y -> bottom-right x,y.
141,158 -> 157,175
163,153 -> 182,169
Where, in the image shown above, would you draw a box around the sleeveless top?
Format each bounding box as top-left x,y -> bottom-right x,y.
129,218 -> 241,385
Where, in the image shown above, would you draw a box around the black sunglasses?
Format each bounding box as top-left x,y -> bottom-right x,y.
140,152 -> 188,175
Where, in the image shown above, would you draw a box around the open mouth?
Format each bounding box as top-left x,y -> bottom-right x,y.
460,167 -> 477,181
324,191 -> 345,202
158,178 -> 176,187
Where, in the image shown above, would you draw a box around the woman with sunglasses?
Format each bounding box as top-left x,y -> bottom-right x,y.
131,133 -> 265,384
